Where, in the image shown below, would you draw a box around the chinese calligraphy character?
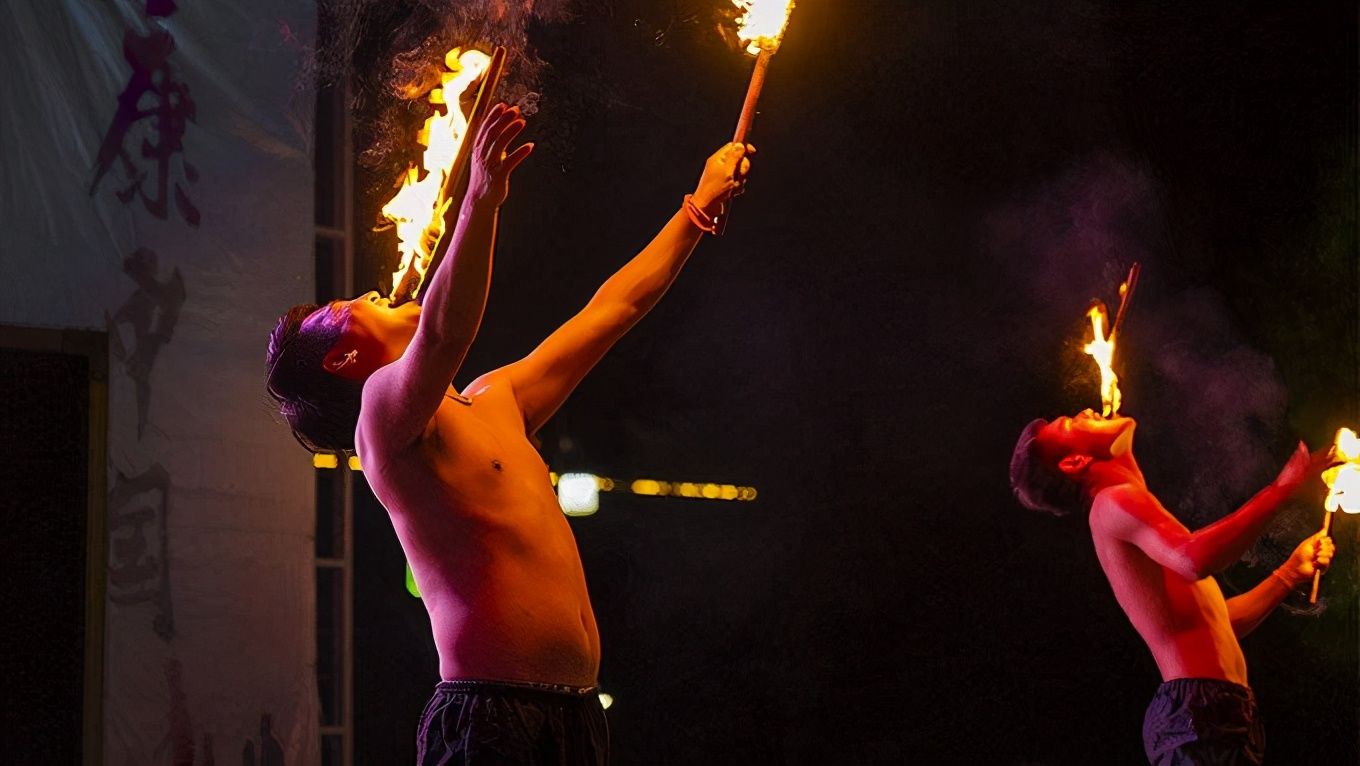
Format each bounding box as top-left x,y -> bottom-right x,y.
107,247 -> 186,438
108,464 -> 176,641
89,0 -> 200,226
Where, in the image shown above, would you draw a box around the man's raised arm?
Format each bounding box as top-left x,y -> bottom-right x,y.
360,104 -> 533,449
490,142 -> 752,435
1094,443 -> 1331,581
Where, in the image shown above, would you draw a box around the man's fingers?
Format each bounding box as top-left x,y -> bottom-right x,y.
491,118 -> 527,161
479,106 -> 519,160
502,142 -> 534,173
478,103 -> 509,139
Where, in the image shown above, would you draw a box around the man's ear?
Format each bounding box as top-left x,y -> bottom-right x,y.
322,347 -> 362,379
1057,453 -> 1093,477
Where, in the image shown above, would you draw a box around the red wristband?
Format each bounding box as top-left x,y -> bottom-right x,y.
684,194 -> 721,234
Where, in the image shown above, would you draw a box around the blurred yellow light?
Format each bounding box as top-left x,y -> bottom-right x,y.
347,455 -> 364,472
558,473 -> 600,516
312,453 -> 339,469
678,482 -> 699,497
631,479 -> 662,496
701,483 -> 721,499
598,692 -> 614,710
599,477 -> 616,492
721,485 -> 739,500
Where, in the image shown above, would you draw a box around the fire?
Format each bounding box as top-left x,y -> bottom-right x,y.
1323,427 -> 1360,513
382,48 -> 492,300
732,0 -> 796,55
1083,301 -> 1121,417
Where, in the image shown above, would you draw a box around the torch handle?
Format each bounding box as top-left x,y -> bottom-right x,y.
1307,511 -> 1333,604
1111,262 -> 1141,339
717,50 -> 772,237
733,50 -> 772,145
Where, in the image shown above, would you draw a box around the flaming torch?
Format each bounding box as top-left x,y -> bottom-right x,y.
717,0 -> 795,235
1082,263 -> 1140,417
1309,427 -> 1360,603
730,0 -> 796,144
386,46 -> 507,306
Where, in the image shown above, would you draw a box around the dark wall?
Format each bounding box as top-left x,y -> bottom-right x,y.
354,2 -> 1358,763
0,347 -> 91,763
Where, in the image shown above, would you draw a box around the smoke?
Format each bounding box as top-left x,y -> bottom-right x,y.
987,153 -> 1314,570
305,0 -> 573,188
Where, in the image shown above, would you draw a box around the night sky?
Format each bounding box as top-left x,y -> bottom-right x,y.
349,2 -> 1358,762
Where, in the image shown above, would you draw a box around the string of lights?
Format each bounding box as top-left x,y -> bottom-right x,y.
315,456 -> 757,515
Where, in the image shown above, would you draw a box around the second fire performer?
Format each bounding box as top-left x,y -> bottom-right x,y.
1010,410 -> 1334,765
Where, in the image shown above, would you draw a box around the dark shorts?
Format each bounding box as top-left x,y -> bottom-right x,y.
416,679 -> 609,765
1142,678 -> 1264,766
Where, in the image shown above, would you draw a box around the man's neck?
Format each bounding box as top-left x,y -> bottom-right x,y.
1083,455 -> 1146,497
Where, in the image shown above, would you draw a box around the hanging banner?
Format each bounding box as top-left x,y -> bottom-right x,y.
1,1 -> 319,763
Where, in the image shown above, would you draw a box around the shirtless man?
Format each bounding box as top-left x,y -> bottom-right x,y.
1010,409 -> 1334,765
266,104 -> 753,763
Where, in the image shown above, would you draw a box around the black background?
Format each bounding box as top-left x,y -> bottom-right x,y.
352,2 -> 1358,763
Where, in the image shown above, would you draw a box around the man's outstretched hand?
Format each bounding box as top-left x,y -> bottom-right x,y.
692,142 -> 755,215
1278,530 -> 1335,589
1272,441 -> 1341,494
467,103 -> 534,209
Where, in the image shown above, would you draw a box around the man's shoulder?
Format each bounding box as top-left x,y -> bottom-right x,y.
1089,483 -> 1164,532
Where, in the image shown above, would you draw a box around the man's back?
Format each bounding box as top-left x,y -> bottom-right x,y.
1089,483 -> 1247,685
358,373 -> 600,686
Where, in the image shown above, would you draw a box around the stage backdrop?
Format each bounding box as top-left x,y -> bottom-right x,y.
2,1 -> 318,763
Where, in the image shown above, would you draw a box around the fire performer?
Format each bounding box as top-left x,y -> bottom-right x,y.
1010,411 -> 1335,765
266,103 -> 753,763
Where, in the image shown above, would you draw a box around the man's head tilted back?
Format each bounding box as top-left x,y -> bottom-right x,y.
1010,410 -> 1137,516
265,292 -> 420,452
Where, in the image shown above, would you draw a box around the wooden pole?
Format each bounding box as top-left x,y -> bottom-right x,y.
716,49 -> 772,237
1111,262 -> 1141,339
733,49 -> 772,145
1308,511 -> 1334,604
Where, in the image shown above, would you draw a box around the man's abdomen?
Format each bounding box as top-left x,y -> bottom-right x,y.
420,536 -> 601,687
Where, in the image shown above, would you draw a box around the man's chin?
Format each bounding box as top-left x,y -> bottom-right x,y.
1109,419 -> 1136,457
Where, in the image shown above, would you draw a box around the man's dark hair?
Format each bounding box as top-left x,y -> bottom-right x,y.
1010,418 -> 1089,517
266,304 -> 363,453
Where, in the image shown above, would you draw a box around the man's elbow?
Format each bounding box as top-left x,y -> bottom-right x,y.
585,294 -> 643,328
1172,544 -> 1219,582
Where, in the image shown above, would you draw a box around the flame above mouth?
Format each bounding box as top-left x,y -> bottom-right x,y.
381,48 -> 492,301
1083,301 -> 1121,417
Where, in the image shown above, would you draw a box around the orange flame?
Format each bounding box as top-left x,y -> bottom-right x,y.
1323,427 -> 1360,513
732,0 -> 796,55
1083,301 -> 1121,417
382,48 -> 492,299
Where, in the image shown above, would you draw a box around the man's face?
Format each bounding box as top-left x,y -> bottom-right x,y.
303,291 -> 421,371
1036,409 -> 1136,464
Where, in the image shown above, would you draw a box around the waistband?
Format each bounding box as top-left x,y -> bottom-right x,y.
435,678 -> 599,698
1156,677 -> 1254,699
